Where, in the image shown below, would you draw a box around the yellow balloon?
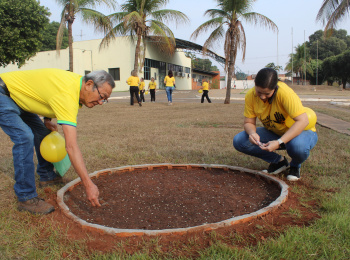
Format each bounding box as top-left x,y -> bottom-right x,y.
145,91 -> 149,95
198,89 -> 203,93
285,107 -> 317,130
40,131 -> 67,162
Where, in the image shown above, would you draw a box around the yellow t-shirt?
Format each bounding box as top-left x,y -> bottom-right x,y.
1,68 -> 82,127
202,82 -> 209,90
149,81 -> 157,89
139,82 -> 145,90
127,76 -> 140,86
244,81 -> 316,136
164,76 -> 175,87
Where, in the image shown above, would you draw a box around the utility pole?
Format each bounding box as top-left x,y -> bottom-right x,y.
304,30 -> 306,85
291,27 -> 293,85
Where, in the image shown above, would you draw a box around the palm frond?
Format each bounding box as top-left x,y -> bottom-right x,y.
241,12 -> 278,32
191,17 -> 224,40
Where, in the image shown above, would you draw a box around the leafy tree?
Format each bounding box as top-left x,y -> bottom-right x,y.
0,0 -> 50,67
236,71 -> 247,80
102,0 -> 189,75
317,0 -> 350,32
308,29 -> 348,60
191,0 -> 277,104
285,43 -> 313,82
55,0 -> 116,72
185,52 -> 219,71
323,50 -> 350,88
40,22 -> 68,51
265,62 -> 283,72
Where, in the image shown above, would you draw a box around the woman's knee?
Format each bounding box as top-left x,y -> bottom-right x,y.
233,131 -> 249,151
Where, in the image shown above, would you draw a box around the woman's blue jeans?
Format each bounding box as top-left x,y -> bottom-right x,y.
0,88 -> 56,201
165,87 -> 173,102
233,127 -> 318,168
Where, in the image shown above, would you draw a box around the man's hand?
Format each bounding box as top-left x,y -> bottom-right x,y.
85,181 -> 101,207
248,133 -> 261,145
44,119 -> 58,131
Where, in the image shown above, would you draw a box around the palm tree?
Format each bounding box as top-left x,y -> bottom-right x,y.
285,44 -> 313,84
191,0 -> 277,104
56,0 -> 116,72
101,0 -> 189,74
317,0 -> 350,33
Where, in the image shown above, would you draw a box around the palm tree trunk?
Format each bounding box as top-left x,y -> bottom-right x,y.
224,34 -> 236,104
134,33 -> 142,74
68,20 -> 73,72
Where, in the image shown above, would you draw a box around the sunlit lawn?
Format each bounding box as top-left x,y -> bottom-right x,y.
0,87 -> 350,259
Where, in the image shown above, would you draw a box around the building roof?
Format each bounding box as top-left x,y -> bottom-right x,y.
192,68 -> 219,76
175,38 -> 225,65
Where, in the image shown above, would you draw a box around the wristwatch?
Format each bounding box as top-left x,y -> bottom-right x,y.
277,138 -> 284,147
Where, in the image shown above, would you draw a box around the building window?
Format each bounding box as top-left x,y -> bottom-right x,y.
185,67 -> 191,73
108,68 -> 120,81
144,66 -> 150,80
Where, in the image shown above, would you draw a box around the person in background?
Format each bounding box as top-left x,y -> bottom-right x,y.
233,68 -> 318,181
139,77 -> 145,103
164,70 -> 175,106
148,77 -> 157,102
0,69 -> 115,214
126,70 -> 142,107
201,78 -> 212,103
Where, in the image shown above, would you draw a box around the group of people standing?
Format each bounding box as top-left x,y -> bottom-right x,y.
127,70 -> 213,106
126,70 -> 158,106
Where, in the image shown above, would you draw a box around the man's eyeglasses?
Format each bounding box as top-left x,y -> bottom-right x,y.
95,85 -> 108,104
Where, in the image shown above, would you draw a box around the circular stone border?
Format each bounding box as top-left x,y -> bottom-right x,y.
57,164 -> 289,237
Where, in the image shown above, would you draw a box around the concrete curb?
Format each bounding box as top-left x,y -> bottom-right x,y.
57,164 -> 289,237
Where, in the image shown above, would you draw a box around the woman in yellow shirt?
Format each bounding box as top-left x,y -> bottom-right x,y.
126,70 -> 142,106
139,78 -> 145,103
164,70 -> 175,105
148,77 -> 157,102
233,68 -> 318,181
201,79 -> 212,103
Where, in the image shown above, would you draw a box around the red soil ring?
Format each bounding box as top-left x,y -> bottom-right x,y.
57,164 -> 288,237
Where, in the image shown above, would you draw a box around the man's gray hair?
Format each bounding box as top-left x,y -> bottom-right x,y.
83,70 -> 115,89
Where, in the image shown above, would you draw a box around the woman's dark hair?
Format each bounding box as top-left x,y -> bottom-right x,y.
168,70 -> 173,78
254,68 -> 278,90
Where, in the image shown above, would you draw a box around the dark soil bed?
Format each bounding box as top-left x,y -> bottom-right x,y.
64,168 -> 281,230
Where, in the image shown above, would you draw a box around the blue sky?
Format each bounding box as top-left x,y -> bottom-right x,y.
43,0 -> 350,74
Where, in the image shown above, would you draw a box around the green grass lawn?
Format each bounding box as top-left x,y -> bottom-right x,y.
0,96 -> 349,259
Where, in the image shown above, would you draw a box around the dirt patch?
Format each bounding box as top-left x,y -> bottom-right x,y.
64,168 -> 281,230
43,172 -> 321,258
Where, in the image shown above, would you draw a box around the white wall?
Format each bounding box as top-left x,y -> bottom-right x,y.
0,37 -> 193,91
220,80 -> 255,89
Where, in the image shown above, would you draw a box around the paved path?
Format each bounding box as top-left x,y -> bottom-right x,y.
316,113 -> 350,136
110,89 -> 350,136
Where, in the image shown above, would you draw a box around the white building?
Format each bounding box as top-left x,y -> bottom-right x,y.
0,36 -> 194,91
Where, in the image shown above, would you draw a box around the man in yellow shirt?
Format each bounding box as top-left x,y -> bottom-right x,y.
0,69 -> 115,214
201,79 -> 212,103
126,70 -> 142,106
233,68 -> 318,181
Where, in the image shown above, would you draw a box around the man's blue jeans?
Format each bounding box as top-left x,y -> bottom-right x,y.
0,88 -> 56,201
233,127 -> 318,168
165,87 -> 173,102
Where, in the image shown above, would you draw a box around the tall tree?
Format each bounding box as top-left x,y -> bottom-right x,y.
41,22 -> 69,51
55,0 -> 116,72
308,29 -> 348,60
285,44 -> 313,82
0,0 -> 50,67
191,0 -> 277,104
101,0 -> 189,75
317,0 -> 350,32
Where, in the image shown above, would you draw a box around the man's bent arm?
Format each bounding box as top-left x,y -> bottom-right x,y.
62,124 -> 101,207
